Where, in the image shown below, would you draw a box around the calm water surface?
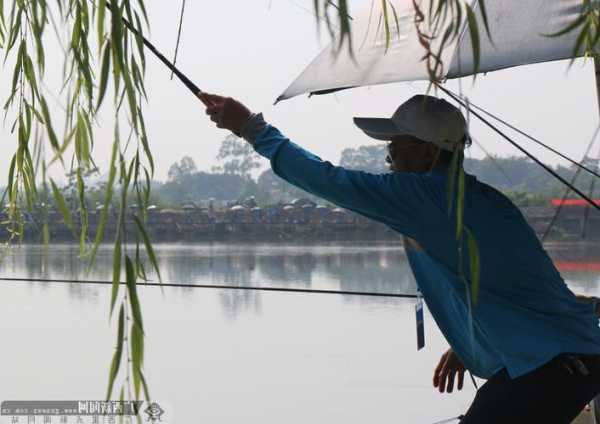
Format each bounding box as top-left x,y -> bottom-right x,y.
0,243 -> 599,423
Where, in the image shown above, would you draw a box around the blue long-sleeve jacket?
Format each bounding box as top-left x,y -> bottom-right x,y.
243,114 -> 600,379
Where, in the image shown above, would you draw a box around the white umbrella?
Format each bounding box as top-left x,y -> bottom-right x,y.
278,0 -> 587,101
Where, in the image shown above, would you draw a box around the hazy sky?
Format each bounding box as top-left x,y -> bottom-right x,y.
1,0 -> 599,183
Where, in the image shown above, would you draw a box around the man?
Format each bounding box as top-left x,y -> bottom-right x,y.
199,91 -> 600,423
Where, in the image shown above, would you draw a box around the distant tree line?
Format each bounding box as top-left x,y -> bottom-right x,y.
33,137 -> 599,211
338,144 -> 600,207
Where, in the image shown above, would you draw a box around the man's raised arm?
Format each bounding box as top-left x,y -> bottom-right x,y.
199,93 -> 427,240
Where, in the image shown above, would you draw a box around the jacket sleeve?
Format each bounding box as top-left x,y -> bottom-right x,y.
243,114 -> 427,240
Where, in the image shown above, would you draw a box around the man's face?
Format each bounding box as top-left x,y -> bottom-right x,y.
386,135 -> 440,173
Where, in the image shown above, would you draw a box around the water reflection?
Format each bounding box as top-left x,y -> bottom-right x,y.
1,243 -> 600,318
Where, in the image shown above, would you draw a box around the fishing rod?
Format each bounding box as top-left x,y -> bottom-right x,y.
438,84 -> 600,213
0,276 -> 418,299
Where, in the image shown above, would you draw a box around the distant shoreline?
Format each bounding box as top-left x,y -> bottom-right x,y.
7,204 -> 600,243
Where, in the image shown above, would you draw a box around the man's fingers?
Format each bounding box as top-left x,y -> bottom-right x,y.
438,353 -> 454,393
200,91 -> 225,104
457,369 -> 465,391
446,371 -> 455,393
438,368 -> 448,393
433,352 -> 447,379
197,91 -> 226,107
197,91 -> 213,106
206,105 -> 222,115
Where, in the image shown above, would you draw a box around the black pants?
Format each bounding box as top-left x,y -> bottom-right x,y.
460,353 -> 600,423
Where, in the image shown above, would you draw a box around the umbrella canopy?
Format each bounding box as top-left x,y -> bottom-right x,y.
279,0 -> 586,101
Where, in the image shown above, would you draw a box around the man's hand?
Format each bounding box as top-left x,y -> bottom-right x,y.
576,295 -> 600,317
198,92 -> 253,135
433,348 -> 465,393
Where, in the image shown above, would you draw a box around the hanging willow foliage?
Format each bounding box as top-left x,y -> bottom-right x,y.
1,0 -> 158,403
1,0 -> 597,408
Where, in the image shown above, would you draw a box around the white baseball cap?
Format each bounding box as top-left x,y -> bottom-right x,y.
353,95 -> 467,152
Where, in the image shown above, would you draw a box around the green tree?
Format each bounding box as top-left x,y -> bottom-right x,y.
168,156 -> 198,182
158,171 -> 249,204
256,169 -> 320,204
213,135 -> 261,179
339,144 -> 388,173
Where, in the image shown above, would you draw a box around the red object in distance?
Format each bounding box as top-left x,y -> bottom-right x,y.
551,199 -> 600,207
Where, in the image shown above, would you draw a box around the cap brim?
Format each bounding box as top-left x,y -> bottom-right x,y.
353,117 -> 407,141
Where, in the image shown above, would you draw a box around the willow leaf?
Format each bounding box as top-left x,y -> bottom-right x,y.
446,148 -> 460,214
137,107 -> 154,175
89,134 -> 118,266
96,42 -> 111,112
76,110 -> 90,166
476,0 -> 492,41
132,214 -> 161,283
7,154 -> 15,201
456,167 -> 465,240
465,4 -> 480,74
110,0 -> 124,79
118,387 -> 124,424
131,321 -> 144,399
546,13 -> 586,37
465,227 -> 481,306
140,371 -> 151,402
42,223 -> 49,245
50,179 -> 75,236
76,168 -> 88,255
39,97 -> 60,152
110,234 -> 122,318
122,67 -> 138,129
23,54 -> 39,100
97,0 -> 107,47
381,0 -> 391,52
572,20 -> 591,57
125,255 -> 144,331
106,304 -> 125,400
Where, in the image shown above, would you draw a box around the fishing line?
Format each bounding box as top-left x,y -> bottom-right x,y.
470,136 -> 514,186
442,87 -> 600,180
4,272 -> 466,424
580,144 -> 600,239
542,125 -> 600,241
170,0 -> 187,81
104,1 -> 202,97
0,276 -> 418,299
438,85 -> 600,212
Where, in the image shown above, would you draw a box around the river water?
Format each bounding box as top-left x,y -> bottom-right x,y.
0,243 -> 599,423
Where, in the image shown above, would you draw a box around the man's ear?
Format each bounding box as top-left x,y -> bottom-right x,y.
427,146 -> 442,171
424,144 -> 438,160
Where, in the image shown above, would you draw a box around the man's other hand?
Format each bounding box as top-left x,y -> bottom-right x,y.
198,92 -> 252,135
433,348 -> 465,393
